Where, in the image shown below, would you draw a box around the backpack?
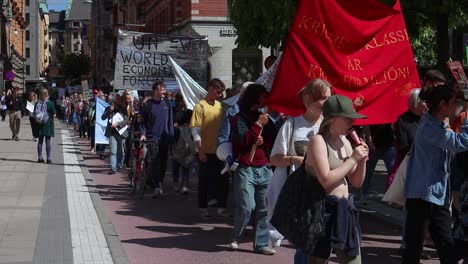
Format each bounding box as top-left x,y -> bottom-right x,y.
34,100 -> 49,124
172,127 -> 195,168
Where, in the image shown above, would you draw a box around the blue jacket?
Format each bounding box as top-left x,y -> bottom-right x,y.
217,103 -> 239,145
405,113 -> 468,206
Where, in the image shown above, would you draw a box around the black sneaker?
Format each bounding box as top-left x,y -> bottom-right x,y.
38,158 -> 45,163
46,160 -> 52,164
14,136 -> 19,141
107,170 -> 116,175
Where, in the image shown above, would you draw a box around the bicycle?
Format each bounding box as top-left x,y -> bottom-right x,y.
130,139 -> 154,200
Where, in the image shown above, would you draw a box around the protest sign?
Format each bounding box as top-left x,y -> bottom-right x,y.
95,98 -> 109,144
269,0 -> 421,125
447,61 -> 468,86
114,30 -> 210,90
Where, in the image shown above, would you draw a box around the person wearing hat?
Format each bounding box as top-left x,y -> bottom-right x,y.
304,94 -> 368,263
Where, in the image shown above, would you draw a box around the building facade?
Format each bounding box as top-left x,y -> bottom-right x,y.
90,0 -> 270,90
24,0 -> 49,90
64,0 -> 91,56
1,0 -> 28,92
48,10 -> 65,85
90,0 -> 115,88
137,0 -> 270,89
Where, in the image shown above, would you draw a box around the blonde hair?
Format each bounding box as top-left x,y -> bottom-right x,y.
297,78 -> 331,106
40,88 -> 49,100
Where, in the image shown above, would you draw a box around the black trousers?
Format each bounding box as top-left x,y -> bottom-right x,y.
146,140 -> 169,189
403,198 -> 456,264
198,154 -> 228,209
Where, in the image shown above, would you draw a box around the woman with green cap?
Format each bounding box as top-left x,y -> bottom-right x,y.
304,94 -> 368,263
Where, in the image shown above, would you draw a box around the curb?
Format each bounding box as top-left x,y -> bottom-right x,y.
67,125 -> 130,264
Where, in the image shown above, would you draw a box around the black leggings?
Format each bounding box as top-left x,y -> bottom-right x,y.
197,154 -> 227,209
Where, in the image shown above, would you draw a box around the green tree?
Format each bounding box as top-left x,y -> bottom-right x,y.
401,0 -> 468,67
62,53 -> 91,81
228,0 -> 297,49
228,0 -> 468,67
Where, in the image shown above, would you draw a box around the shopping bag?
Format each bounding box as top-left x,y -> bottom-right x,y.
382,153 -> 409,206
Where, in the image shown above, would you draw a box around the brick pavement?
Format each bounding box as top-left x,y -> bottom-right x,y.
73,130 -> 441,264
0,117 -> 443,263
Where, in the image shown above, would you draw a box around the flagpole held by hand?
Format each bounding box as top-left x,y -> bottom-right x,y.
249,107 -> 269,162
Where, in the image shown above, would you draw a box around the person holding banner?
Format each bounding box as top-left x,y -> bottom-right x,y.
139,81 -> 174,198
102,95 -> 129,175
230,84 -> 277,255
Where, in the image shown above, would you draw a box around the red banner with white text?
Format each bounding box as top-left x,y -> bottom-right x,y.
268,0 -> 420,125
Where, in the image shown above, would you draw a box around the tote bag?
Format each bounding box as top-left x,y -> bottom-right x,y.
382,152 -> 409,206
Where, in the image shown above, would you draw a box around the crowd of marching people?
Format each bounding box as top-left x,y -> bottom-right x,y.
52,70 -> 466,263
4,67 -> 466,263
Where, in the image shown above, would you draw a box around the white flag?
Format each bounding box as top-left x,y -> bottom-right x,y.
169,56 -> 207,110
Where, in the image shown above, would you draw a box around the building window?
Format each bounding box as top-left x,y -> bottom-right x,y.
26,65 -> 30,75
73,32 -> 78,39
25,13 -> 29,24
26,48 -> 30,58
26,0 -> 29,6
73,22 -> 80,27
26,30 -> 30,41
73,43 -> 79,52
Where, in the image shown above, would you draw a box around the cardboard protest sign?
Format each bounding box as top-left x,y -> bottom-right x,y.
114,30 -> 210,90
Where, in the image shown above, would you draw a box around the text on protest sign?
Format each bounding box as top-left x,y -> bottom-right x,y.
114,30 -> 210,90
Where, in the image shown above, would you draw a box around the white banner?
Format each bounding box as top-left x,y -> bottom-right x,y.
95,98 -> 109,145
114,30 -> 209,91
170,57 -> 207,110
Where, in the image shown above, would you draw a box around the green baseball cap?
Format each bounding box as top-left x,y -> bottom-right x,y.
322,95 -> 367,119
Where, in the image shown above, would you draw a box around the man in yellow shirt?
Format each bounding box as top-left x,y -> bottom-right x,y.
190,78 -> 228,219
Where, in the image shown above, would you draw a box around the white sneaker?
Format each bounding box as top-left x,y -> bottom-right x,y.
181,186 -> 189,195
207,199 -> 218,207
229,241 -> 239,250
152,188 -> 163,199
217,208 -> 230,218
269,230 -> 284,248
200,208 -> 213,220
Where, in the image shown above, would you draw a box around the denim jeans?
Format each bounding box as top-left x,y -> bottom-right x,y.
109,135 -> 125,172
232,165 -> 272,249
361,146 -> 396,198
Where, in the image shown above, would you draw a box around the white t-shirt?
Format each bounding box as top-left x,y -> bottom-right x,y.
266,114 -> 321,227
270,115 -> 320,172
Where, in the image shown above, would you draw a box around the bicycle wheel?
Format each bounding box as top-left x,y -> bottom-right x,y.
136,159 -> 147,200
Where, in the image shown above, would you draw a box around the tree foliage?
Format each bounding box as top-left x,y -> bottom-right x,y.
228,0 -> 468,66
228,0 -> 297,49
62,53 -> 91,80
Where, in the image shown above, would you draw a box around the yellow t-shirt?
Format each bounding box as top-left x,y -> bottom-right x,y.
189,99 -> 224,154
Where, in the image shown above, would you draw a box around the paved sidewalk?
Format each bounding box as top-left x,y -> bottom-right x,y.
0,118 -> 49,263
0,118 -> 128,264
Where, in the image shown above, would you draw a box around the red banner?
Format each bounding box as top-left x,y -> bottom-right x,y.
268,0 -> 421,125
